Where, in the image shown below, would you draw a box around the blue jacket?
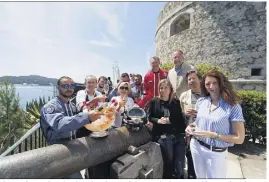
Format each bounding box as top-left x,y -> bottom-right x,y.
40,96 -> 91,145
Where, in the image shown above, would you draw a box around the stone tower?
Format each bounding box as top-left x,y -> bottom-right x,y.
155,1 -> 266,80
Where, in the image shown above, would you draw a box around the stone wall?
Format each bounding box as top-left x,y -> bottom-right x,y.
230,80 -> 266,92
155,1 -> 266,80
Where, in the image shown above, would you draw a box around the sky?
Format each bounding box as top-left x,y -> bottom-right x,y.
0,1 -> 166,83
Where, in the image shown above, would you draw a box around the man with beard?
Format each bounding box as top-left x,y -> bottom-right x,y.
179,69 -> 202,179
167,50 -> 193,99
40,76 -> 101,179
131,74 -> 144,104
96,76 -> 108,95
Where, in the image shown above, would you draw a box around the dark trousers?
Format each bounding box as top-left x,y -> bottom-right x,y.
186,144 -> 196,179
157,135 -> 186,179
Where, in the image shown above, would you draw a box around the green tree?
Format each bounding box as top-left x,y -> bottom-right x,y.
160,62 -> 230,78
195,63 -> 230,78
0,80 -> 29,154
26,96 -> 50,123
160,62 -> 174,71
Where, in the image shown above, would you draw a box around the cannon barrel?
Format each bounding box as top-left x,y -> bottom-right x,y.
0,127 -> 151,179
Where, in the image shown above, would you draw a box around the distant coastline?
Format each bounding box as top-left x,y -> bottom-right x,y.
0,75 -> 57,86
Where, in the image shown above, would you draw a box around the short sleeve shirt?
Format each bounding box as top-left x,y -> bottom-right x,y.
195,97 -> 245,148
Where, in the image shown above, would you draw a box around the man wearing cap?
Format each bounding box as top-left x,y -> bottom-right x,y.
167,50 -> 194,99
40,76 -> 101,179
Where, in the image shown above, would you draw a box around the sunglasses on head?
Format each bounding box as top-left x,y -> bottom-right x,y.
119,86 -> 129,91
59,84 -> 76,89
187,69 -> 197,74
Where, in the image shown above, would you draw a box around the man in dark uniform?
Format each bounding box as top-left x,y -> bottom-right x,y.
40,76 -> 101,178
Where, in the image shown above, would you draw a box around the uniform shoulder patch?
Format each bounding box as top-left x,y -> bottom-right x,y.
44,105 -> 55,114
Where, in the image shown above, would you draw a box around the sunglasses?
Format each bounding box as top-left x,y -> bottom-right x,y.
59,84 -> 76,89
119,86 -> 129,91
187,69 -> 197,74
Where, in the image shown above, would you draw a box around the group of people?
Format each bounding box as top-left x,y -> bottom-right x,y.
40,50 -> 246,179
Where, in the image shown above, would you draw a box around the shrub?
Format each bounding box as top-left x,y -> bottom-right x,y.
160,62 -> 230,78
236,90 -> 266,145
160,62 -> 174,71
195,63 -> 230,78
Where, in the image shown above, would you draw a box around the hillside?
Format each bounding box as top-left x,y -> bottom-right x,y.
0,75 -> 58,86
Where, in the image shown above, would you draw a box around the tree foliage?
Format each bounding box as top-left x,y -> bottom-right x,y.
160,62 -> 230,78
0,80 -> 30,153
160,62 -> 174,71
195,63 -> 230,78
237,90 -> 266,145
0,75 -> 57,86
26,96 -> 51,122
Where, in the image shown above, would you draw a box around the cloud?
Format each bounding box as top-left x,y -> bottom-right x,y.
88,40 -> 113,47
87,2 -> 128,44
0,2 -> 128,83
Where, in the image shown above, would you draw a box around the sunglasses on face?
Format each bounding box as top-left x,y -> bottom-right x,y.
119,86 -> 129,91
59,84 -> 76,89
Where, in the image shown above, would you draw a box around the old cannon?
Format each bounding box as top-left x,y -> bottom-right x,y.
0,106 -> 163,179
109,106 -> 163,179
87,106 -> 164,179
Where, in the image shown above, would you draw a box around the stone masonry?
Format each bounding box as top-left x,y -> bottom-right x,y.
155,2 -> 266,89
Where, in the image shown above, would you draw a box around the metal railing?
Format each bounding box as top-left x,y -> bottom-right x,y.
0,120 -> 47,157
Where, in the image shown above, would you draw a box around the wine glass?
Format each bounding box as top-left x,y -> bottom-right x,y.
163,108 -> 170,124
189,101 -> 197,124
103,83 -> 109,96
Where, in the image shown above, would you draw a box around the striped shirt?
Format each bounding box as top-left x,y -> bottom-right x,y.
195,96 -> 245,148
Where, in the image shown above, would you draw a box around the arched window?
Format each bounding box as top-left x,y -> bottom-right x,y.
170,13 -> 190,36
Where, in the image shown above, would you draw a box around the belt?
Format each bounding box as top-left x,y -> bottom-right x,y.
194,138 -> 227,152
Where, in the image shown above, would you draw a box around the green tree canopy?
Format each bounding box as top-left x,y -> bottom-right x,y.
160,62 -> 230,78
0,80 -> 30,154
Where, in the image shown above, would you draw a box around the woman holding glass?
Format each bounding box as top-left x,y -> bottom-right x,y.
148,79 -> 186,179
185,70 -> 245,178
111,81 -> 134,128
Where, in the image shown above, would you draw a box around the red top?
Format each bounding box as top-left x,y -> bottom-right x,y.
138,68 -> 168,108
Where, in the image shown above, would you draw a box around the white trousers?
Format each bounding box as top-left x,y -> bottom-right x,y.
190,138 -> 228,179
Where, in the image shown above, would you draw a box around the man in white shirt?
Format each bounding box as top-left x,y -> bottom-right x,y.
179,69 -> 201,179
76,75 -> 106,113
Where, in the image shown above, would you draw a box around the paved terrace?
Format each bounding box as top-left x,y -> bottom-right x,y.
227,144 -> 266,179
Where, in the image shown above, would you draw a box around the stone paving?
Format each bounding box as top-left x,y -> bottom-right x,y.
227,145 -> 267,179
81,145 -> 267,179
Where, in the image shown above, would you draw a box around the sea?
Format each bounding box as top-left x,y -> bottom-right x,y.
15,85 -> 55,110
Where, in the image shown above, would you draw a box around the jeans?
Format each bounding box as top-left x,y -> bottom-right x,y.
157,134 -> 186,179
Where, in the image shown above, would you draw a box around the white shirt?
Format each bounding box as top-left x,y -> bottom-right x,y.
111,96 -> 135,127
76,89 -> 102,112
